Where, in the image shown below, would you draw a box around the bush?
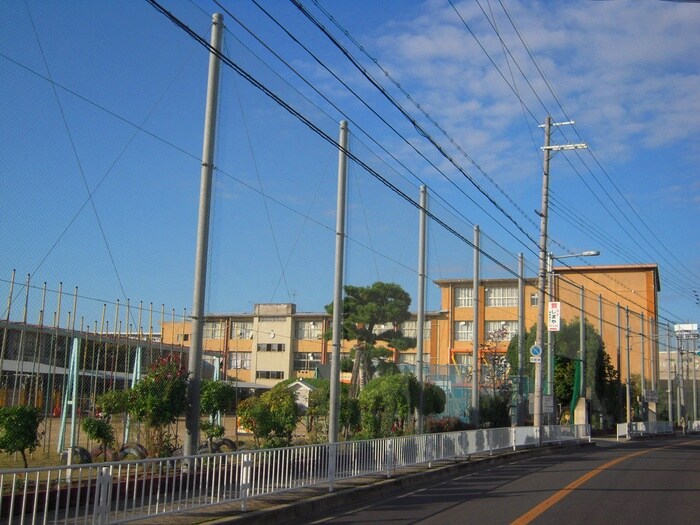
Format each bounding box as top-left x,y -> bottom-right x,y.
426,416 -> 470,433
0,406 -> 43,468
81,417 -> 116,462
238,385 -> 299,448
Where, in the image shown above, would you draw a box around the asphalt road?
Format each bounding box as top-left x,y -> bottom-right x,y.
286,437 -> 700,525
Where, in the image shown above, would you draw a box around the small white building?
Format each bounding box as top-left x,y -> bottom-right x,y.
287,379 -> 316,414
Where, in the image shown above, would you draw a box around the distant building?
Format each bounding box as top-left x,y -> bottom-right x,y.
160,264 -> 662,397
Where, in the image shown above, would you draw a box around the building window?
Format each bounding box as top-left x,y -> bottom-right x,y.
293,352 -> 322,370
231,321 -> 253,339
203,321 -> 225,340
485,287 -> 518,307
259,316 -> 286,323
295,320 -> 322,340
455,287 -> 474,308
453,353 -> 470,365
256,370 -> 284,380
372,324 -> 396,336
530,293 -> 538,307
228,352 -> 251,370
176,333 -> 190,343
257,343 -> 286,352
401,320 -> 431,339
485,321 -> 518,341
398,353 -> 415,365
454,321 -> 474,341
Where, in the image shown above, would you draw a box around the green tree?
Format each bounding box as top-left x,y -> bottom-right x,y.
506,319 -> 619,425
199,380 -> 237,452
131,354 -> 189,456
423,382 -> 447,416
326,282 -> 413,396
0,405 -> 43,468
237,384 -> 299,448
357,373 -> 419,438
81,417 -> 116,462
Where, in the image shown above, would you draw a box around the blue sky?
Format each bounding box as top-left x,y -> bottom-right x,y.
1,0 -> 699,330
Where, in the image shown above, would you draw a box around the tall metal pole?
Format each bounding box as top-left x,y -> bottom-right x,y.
676,332 -> 683,425
617,304 -> 622,422
517,253 -> 525,425
667,322 -> 673,425
534,116 -> 552,436
546,253 -> 553,399
534,118 -> 585,437
693,337 -> 698,421
329,120 -> 348,443
471,225 -> 480,426
416,185 -> 427,434
625,307 -> 631,432
650,316 -> 657,394
640,312 -> 646,399
185,13 -> 223,458
579,286 -> 586,399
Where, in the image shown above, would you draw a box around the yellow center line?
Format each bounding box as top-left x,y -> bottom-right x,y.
511,441 -> 692,525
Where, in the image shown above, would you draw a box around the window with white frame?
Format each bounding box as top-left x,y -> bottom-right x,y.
455,287 -> 474,308
453,353 -> 470,365
485,286 -> 518,307
530,293 -> 539,307
485,320 -> 518,341
228,352 -> 251,370
257,343 -> 286,352
398,353 -> 415,364
371,323 -> 396,336
454,321 -> 474,341
400,320 -> 431,339
256,370 -> 284,380
259,316 -> 286,323
231,321 -> 253,339
293,352 -> 322,370
295,320 -> 322,340
203,321 -> 225,340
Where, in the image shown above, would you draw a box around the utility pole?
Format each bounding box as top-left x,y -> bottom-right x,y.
186,13 -> 223,458
416,185 -> 427,434
535,117 -> 586,439
517,253 -> 525,425
471,225 -> 480,426
329,121 -> 349,444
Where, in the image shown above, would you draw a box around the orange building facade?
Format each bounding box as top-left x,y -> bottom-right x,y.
161,264 -> 661,397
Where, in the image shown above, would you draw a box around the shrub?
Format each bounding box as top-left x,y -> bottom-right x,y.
0,406 -> 43,468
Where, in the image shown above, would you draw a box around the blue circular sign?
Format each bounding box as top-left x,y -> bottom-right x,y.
530,345 -> 542,357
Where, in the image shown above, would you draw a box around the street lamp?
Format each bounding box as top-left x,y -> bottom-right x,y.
546,250 -> 600,415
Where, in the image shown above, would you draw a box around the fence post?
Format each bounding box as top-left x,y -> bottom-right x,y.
95,466 -> 113,525
328,442 -> 337,493
385,438 -> 395,479
240,453 -> 252,512
511,427 -> 517,451
426,435 -> 434,469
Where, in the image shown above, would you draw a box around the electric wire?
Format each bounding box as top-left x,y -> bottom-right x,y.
229,0 -> 537,261
147,0 -> 520,279
288,0 -> 542,252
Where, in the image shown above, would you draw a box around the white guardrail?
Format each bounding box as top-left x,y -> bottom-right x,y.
615,420 -> 675,440
0,425 -> 589,525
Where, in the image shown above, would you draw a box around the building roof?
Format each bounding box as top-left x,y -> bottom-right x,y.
553,263 -> 660,292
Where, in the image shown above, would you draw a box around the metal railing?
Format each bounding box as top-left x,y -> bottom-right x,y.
616,420 -> 674,440
0,424 -> 589,524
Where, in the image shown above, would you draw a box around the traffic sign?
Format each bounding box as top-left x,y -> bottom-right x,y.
530,345 -> 542,357
530,356 -> 541,363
